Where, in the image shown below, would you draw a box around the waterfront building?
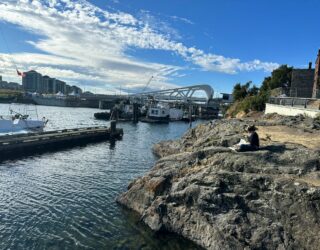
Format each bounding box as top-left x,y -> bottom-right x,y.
65,84 -> 72,95
71,85 -> 83,95
40,75 -> 50,94
20,70 -> 82,95
47,78 -> 56,94
221,93 -> 234,103
22,70 -> 43,93
54,79 -> 66,94
0,80 -> 22,90
0,75 -> 22,90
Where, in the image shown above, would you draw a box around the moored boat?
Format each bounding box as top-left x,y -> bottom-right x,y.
94,111 -> 111,120
169,108 -> 184,121
0,104 -> 48,133
181,111 -> 196,122
140,103 -> 170,123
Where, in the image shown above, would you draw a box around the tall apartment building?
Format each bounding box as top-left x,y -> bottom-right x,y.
22,70 -> 42,93
47,78 -> 56,94
21,70 -> 82,95
40,75 -> 50,93
54,79 -> 66,94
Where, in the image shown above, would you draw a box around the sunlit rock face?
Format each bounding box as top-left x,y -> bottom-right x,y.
118,116 -> 320,249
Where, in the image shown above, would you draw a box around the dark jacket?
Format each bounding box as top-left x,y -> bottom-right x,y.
248,132 -> 259,149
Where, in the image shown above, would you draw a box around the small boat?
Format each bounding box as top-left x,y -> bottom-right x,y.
181,111 -> 196,122
94,104 -> 134,121
120,104 -> 134,119
140,103 -> 170,123
169,108 -> 184,121
94,111 -> 111,120
0,104 -> 48,133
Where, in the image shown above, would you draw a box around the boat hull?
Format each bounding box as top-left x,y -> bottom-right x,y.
0,119 -> 45,133
140,117 -> 169,123
94,112 -> 111,120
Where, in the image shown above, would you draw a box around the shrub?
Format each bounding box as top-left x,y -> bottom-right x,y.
227,65 -> 291,117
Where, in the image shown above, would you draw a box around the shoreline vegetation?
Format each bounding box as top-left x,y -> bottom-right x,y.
117,114 -> 320,249
226,65 -> 293,118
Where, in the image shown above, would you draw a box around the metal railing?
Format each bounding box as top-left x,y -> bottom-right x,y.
268,97 -> 320,110
271,87 -> 320,99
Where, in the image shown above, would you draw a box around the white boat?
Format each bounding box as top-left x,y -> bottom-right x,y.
141,103 -> 170,123
123,104 -> 134,118
169,108 -> 184,121
0,104 -> 48,133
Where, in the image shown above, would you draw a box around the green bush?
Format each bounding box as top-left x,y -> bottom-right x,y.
227,65 -> 291,117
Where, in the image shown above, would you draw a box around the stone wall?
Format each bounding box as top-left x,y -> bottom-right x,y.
291,69 -> 314,98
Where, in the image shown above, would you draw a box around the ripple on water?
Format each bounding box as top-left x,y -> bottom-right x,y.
0,104 -> 204,249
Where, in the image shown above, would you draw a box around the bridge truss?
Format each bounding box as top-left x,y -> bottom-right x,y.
130,84 -> 214,105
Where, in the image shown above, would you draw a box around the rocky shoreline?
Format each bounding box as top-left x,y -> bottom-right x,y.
117,115 -> 320,249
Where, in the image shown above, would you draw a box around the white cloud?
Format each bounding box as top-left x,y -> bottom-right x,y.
0,0 -> 279,93
170,15 -> 194,25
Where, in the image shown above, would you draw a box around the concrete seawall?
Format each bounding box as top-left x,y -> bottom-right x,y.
265,103 -> 320,118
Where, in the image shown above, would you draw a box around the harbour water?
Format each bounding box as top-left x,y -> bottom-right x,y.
0,104 -> 202,249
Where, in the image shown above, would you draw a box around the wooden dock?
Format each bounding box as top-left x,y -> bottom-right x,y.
0,123 -> 123,160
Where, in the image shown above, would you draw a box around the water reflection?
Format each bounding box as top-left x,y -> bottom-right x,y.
0,104 -> 205,249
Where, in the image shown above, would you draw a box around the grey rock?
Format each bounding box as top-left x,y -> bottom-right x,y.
117,118 -> 320,249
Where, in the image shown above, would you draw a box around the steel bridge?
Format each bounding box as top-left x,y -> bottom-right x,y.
130,84 -> 214,104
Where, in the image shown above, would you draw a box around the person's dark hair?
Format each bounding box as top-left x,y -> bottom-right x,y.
247,125 -> 257,132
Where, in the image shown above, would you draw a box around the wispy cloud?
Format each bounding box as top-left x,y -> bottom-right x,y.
0,0 -> 279,93
170,15 -> 194,25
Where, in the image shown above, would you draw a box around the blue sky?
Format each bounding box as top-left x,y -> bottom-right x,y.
0,0 -> 319,95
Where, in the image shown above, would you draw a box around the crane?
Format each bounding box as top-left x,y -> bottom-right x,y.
141,76 -> 154,93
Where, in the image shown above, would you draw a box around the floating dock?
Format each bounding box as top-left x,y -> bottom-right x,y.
0,122 -> 123,160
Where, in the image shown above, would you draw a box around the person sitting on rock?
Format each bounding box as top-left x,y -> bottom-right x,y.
237,125 -> 260,152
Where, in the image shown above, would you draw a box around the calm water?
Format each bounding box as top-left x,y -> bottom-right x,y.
0,104 -> 203,250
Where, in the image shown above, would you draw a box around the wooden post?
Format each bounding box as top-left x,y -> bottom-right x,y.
110,120 -> 117,134
133,103 -> 139,123
304,99 -> 307,109
99,100 -> 104,109
189,105 -> 193,128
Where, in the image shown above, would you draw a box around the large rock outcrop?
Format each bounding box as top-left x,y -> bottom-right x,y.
117,117 -> 320,249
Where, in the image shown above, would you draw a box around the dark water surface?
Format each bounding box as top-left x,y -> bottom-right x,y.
0,104 -> 203,249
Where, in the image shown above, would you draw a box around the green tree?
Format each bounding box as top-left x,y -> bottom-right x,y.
227,65 -> 293,117
232,81 -> 252,101
248,85 -> 259,96
260,65 -> 292,92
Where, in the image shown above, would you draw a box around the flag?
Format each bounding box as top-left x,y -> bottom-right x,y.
16,69 -> 26,77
